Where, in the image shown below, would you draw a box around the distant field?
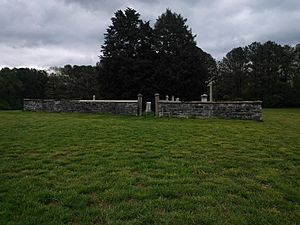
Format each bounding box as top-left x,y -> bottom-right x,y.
0,109 -> 299,225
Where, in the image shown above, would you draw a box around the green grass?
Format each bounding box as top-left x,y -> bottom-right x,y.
0,109 -> 299,225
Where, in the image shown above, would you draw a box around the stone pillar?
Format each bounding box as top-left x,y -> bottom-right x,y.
93,95 -> 96,100
171,95 -> 175,101
137,94 -> 143,116
176,97 -> 180,102
166,95 -> 169,101
208,82 -> 213,102
155,93 -> 160,118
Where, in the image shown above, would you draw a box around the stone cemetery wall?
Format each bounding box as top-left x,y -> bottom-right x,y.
157,100 -> 262,121
24,99 -> 142,116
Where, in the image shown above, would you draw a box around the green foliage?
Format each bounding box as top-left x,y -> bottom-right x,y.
99,8 -> 215,101
215,41 -> 300,107
0,68 -> 47,109
215,47 -> 247,100
100,8 -> 154,100
59,65 -> 99,99
0,109 -> 299,224
17,68 -> 48,99
0,66 -> 100,109
153,9 -> 211,100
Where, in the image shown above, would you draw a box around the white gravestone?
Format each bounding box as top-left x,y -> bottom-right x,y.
201,94 -> 208,102
146,102 -> 151,113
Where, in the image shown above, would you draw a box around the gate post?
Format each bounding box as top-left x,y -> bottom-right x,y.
155,93 -> 160,118
137,93 -> 143,116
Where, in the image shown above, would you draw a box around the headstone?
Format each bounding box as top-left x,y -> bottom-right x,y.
201,94 -> 208,102
146,102 -> 151,113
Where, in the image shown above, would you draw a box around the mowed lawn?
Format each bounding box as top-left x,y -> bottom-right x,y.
0,109 -> 299,225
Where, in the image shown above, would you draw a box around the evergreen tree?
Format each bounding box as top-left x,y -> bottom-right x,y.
198,47 -> 217,82
99,8 -> 154,99
153,9 -> 209,100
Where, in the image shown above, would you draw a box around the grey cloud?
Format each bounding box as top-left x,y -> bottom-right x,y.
0,0 -> 299,68
0,0 -> 106,47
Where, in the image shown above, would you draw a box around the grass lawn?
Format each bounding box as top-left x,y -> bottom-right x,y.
0,109 -> 299,225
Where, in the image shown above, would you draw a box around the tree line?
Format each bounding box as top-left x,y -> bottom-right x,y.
0,8 -> 299,109
214,42 -> 300,107
0,65 -> 99,109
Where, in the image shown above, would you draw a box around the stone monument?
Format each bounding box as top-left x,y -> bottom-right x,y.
146,102 -> 151,113
201,94 -> 208,102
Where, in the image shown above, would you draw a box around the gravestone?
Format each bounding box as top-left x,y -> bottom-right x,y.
146,102 -> 151,113
201,94 -> 208,102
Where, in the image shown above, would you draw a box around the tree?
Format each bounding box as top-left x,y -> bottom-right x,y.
16,68 -> 48,99
45,65 -> 100,100
287,43 -> 300,106
153,9 -> 209,100
215,47 -> 248,100
198,47 -> 217,82
215,41 -> 300,107
45,73 -> 68,100
245,41 -> 291,107
99,8 -> 154,99
0,68 -> 23,109
99,8 -> 215,101
0,67 -> 48,109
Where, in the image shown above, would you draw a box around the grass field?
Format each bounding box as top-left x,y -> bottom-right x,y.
0,109 -> 299,225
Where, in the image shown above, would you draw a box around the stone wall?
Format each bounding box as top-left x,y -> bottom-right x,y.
23,99 -> 141,116
157,100 -> 262,121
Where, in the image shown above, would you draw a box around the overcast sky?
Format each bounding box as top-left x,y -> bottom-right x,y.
1,0 -> 300,69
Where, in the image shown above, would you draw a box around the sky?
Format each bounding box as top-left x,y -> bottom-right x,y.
1,0 -> 300,69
